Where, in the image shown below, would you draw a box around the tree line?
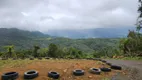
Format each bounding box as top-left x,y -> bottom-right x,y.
0,42 -> 121,59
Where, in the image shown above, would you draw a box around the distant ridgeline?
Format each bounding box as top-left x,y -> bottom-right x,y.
46,27 -> 135,39
0,28 -> 119,53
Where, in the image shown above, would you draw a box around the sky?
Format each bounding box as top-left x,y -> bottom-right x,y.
0,0 -> 138,32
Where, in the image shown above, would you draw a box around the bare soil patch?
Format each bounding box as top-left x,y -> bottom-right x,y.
0,59 -> 124,80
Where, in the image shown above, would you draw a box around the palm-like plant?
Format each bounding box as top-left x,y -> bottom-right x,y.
3,45 -> 14,58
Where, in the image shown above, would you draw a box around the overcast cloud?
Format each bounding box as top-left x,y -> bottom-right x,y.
0,0 -> 138,32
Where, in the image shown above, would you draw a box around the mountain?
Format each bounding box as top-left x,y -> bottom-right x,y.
46,27 -> 135,39
0,28 -> 49,40
0,28 -> 119,53
0,28 -> 50,50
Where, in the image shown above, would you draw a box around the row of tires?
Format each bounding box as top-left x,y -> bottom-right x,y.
86,58 -> 122,70
100,59 -> 122,70
0,58 -> 104,60
1,59 -> 122,80
1,65 -> 122,80
0,57 -> 50,60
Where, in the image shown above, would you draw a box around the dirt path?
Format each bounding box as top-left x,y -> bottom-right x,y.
106,59 -> 142,80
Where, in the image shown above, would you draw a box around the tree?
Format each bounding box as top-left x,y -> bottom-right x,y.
118,0 -> 142,57
137,0 -> 142,32
3,45 -> 14,58
39,48 -> 48,57
48,43 -> 58,57
33,45 -> 40,58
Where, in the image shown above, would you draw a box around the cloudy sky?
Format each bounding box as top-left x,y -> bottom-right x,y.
0,0 -> 138,32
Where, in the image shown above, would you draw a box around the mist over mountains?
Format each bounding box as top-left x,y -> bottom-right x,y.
0,27 -> 135,39
46,27 -> 135,38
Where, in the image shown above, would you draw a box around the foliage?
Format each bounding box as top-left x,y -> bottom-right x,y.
119,31 -> 142,57
33,45 -> 40,58
137,0 -> 142,32
118,1 -> 142,57
0,28 -> 121,58
3,45 -> 14,58
48,43 -> 59,57
39,48 -> 48,57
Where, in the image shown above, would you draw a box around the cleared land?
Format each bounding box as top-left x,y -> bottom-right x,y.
0,59 -> 125,80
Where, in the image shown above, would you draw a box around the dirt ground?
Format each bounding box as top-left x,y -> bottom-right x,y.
0,59 -> 124,80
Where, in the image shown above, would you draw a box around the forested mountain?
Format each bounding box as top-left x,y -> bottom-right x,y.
0,28 -> 49,40
0,28 -> 119,53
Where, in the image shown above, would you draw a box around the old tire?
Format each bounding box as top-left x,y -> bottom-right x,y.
38,57 -> 42,60
45,57 -> 50,59
1,58 -> 7,60
86,58 -> 93,60
73,69 -> 84,76
101,60 -> 107,63
93,58 -> 101,61
24,70 -> 38,79
89,68 -> 101,75
111,65 -> 122,70
106,62 -> 112,66
48,71 -> 60,79
2,72 -> 19,80
100,68 -> 111,72
12,58 -> 17,60
29,58 -> 34,60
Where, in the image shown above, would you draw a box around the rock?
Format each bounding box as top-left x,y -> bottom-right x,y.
63,69 -> 67,72
88,76 -> 92,78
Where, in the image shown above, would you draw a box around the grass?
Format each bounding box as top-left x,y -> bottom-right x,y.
0,58 -> 33,71
119,57 -> 142,60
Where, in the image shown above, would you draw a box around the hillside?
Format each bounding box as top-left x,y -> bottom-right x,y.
0,28 -> 120,53
0,28 -> 49,40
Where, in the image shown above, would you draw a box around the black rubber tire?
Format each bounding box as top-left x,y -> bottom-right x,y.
1,72 -> 19,80
100,68 -> 111,72
70,57 -> 74,59
86,58 -> 93,60
93,58 -> 101,61
106,62 -> 112,66
2,58 -> 7,60
111,65 -> 122,70
21,58 -> 25,60
12,58 -> 17,60
24,70 -> 38,79
89,68 -> 101,75
99,59 -> 102,61
101,60 -> 107,63
29,58 -> 34,60
45,57 -> 50,59
73,69 -> 85,76
38,57 -> 42,60
48,71 -> 60,79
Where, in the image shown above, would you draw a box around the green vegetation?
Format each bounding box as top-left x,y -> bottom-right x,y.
0,28 -> 121,59
118,0 -> 142,58
118,57 -> 142,60
0,1 -> 142,59
0,39 -> 119,59
0,28 -> 141,59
